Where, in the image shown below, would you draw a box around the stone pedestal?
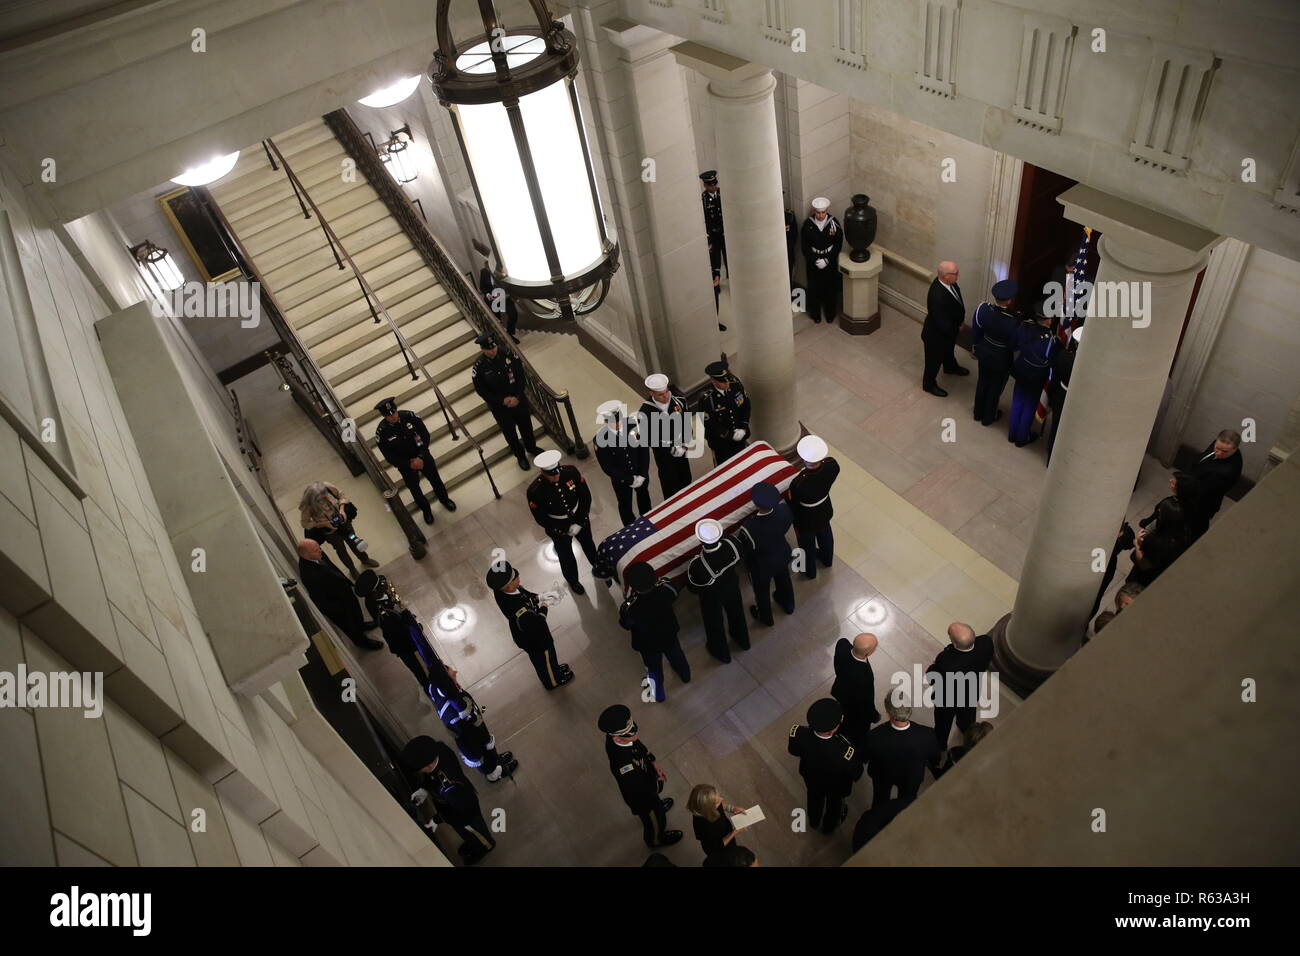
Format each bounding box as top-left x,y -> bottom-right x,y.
838,248 -> 882,334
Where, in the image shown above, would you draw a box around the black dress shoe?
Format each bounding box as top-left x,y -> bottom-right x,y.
1015,432 -> 1041,448
981,410 -> 1004,426
654,830 -> 684,847
570,581 -> 586,596
950,365 -> 970,376
923,385 -> 949,398
554,669 -> 575,688
660,798 -> 674,812
361,556 -> 380,568
516,456 -> 530,471
677,672 -> 692,684
440,498 -> 458,512
421,509 -> 434,525
748,604 -> 773,626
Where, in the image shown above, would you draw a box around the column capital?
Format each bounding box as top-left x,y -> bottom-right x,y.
670,41 -> 773,97
1058,184 -> 1221,273
602,18 -> 677,64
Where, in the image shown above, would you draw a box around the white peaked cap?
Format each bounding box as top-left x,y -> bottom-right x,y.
645,373 -> 669,391
534,450 -> 562,470
811,197 -> 830,211
797,435 -> 828,463
1071,327 -> 1084,344
695,518 -> 723,545
596,399 -> 622,421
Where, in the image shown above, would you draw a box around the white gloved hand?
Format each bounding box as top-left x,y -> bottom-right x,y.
631,475 -> 646,489
411,788 -> 429,805
670,445 -> 687,458
567,523 -> 583,536
816,258 -> 828,269
731,428 -> 746,441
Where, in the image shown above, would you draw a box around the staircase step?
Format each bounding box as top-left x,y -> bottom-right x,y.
321,300 -> 463,386
335,330 -> 478,409
346,354 -> 479,428
220,148 -> 354,225
353,367 -> 478,432
226,170 -> 358,236
266,223 -> 408,298
240,194 -> 389,272
311,284 -> 453,363
364,389 -> 490,448
212,136 -> 345,206
300,269 -> 444,348
389,420 -> 546,503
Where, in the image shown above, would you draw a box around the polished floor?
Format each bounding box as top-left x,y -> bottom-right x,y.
243,290 -> 1219,866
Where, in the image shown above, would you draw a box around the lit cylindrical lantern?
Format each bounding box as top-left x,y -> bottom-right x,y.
131,241 -> 185,291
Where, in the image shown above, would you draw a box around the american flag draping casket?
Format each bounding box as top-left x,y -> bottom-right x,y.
597,441 -> 800,590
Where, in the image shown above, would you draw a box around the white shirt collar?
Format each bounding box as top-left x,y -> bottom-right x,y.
814,216 -> 830,232
890,721 -> 910,730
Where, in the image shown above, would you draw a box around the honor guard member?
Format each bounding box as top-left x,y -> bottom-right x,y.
1008,307 -> 1054,447
402,736 -> 497,864
734,481 -> 795,626
486,561 -> 574,690
1046,327 -> 1081,463
970,279 -> 1020,427
478,256 -> 519,343
619,562 -> 691,702
419,654 -> 517,783
526,450 -> 600,595
787,435 -> 840,580
800,197 -> 844,324
374,397 -> 457,525
784,200 -> 798,282
830,632 -> 881,752
698,360 -> 751,466
472,333 -> 542,470
595,400 -> 651,527
701,170 -> 727,328
599,705 -> 683,847
685,518 -> 750,663
640,373 -> 694,499
787,698 -> 863,834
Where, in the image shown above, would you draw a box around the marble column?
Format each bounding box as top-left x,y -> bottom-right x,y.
672,42 -> 799,452
994,185 -> 1221,694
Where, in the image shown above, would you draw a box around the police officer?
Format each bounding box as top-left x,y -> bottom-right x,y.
619,562 -> 690,702
685,518 -> 750,663
472,333 -> 542,471
594,400 -> 651,527
970,279 -> 1020,427
639,373 -> 694,499
599,704 -> 683,847
787,434 -> 839,580
486,561 -> 573,690
478,255 -> 519,343
373,397 -> 457,525
526,449 -> 599,595
734,481 -> 795,626
800,197 -> 844,324
1008,307 -> 1054,447
787,698 -> 863,834
1046,326 -> 1082,463
402,735 -> 497,864
697,360 -> 750,466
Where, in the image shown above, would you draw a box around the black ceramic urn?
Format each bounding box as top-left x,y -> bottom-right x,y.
844,194 -> 877,262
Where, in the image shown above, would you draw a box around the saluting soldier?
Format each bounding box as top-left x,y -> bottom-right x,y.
486,561 -> 573,690
1046,327 -> 1082,463
685,518 -> 750,663
787,434 -> 839,580
787,698 -> 863,834
800,197 -> 843,324
734,481 -> 795,626
526,450 -> 599,595
594,400 -> 651,527
472,333 -> 542,471
402,735 -> 497,865
619,562 -> 691,702
373,397 -> 456,525
599,705 -> 683,848
1008,307 -> 1054,447
970,279 -> 1020,427
639,373 -> 694,500
697,359 -> 751,466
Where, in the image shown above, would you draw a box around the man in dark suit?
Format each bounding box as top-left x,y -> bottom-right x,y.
296,539 -> 382,650
920,260 -> 969,397
925,622 -> 994,761
863,699 -> 940,807
830,632 -> 880,751
1188,429 -> 1244,539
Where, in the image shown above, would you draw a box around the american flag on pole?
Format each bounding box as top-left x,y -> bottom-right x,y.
1036,227 -> 1095,423
597,441 -> 799,591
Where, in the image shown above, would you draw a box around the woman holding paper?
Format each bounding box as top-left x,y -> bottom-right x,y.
687,784 -> 749,856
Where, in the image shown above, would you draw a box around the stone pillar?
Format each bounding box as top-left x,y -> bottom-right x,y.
838,248 -> 882,334
672,42 -> 799,452
994,185 -> 1220,694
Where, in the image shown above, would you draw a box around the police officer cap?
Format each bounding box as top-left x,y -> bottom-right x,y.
808,697 -> 843,733
474,333 -> 496,349
625,561 -> 657,593
705,360 -> 729,380
598,704 -> 636,735
811,196 -> 830,211
991,279 -> 1019,301
353,569 -> 381,598
644,373 -> 669,392
751,481 -> 780,509
374,396 -> 398,416
534,449 -> 562,472
699,170 -> 718,184
401,735 -> 442,771
797,435 -> 827,464
485,561 -> 516,589
695,518 -> 723,545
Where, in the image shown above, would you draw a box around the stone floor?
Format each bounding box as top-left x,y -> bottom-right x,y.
240,294 -> 1231,867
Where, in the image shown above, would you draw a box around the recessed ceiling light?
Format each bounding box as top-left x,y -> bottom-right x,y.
170,151 -> 240,186
358,75 -> 422,108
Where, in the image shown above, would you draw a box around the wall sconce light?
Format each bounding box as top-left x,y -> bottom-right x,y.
381,124 -> 418,185
130,240 -> 185,291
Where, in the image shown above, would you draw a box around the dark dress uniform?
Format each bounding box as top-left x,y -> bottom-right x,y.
478,266 -> 518,340
619,580 -> 691,701
830,638 -> 880,751
472,347 -> 541,466
970,302 -> 1019,426
800,214 -> 844,324
595,423 -> 652,527
701,180 -> 726,278
375,409 -> 450,521
926,633 -> 994,757
1046,344 -> 1076,462
735,501 -> 796,625
638,394 -> 694,499
788,724 -> 862,833
426,673 -> 510,782
787,458 -> 840,579
685,536 -> 751,662
785,208 -> 798,280
921,278 -> 967,392
297,553 -> 377,650
1009,321 -> 1053,445
697,377 -> 751,466
526,466 -> 599,587
493,585 -> 566,690
404,737 -> 496,863
863,721 -> 940,807
606,736 -> 672,846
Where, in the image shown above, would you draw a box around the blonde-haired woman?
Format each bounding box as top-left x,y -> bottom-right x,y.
299,481 -> 378,576
687,783 -> 747,858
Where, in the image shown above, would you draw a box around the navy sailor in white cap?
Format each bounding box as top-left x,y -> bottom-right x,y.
800,197 -> 843,324
685,518 -> 751,662
639,373 -> 694,498
594,399 -> 651,527
787,435 -> 840,580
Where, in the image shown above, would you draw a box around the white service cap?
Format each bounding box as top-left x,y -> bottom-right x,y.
811,197 -> 830,211
533,450 -> 562,471
644,373 -> 669,392
1071,327 -> 1084,344
695,518 -> 723,545
797,435 -> 828,463
596,399 -> 623,422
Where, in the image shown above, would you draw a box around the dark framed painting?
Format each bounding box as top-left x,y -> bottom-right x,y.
158,186 -> 241,283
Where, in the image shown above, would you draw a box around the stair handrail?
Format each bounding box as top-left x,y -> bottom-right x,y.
263,136 -> 501,500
